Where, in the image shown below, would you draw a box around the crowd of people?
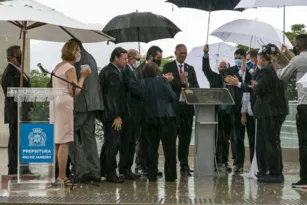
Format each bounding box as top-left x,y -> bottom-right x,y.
204,34 -> 307,187
1,33 -> 307,188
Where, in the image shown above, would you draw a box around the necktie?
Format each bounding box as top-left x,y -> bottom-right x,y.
179,64 -> 183,74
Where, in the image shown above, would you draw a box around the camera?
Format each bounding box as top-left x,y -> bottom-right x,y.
262,43 -> 277,55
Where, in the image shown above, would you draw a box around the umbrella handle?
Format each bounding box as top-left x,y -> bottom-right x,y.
206,5 -> 211,44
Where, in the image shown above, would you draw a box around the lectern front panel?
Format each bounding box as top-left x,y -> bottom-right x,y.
182,88 -> 235,105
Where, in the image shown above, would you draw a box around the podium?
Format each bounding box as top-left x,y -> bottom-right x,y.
6,87 -> 65,191
182,88 -> 235,177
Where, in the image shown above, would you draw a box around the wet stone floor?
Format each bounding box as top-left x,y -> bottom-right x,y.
0,153 -> 307,205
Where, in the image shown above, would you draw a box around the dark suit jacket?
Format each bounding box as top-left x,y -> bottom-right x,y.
163,60 -> 199,116
135,62 -> 146,80
74,46 -> 103,112
202,56 -> 243,112
139,76 -> 176,119
163,60 -> 199,100
240,67 -> 261,111
1,63 -> 32,124
122,64 -> 142,121
253,64 -> 289,119
99,63 -> 128,122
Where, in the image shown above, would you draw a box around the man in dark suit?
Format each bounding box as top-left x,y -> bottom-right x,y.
135,46 -> 163,80
99,47 -> 128,183
163,44 -> 199,176
227,52 -> 288,183
118,49 -> 142,179
202,45 -> 239,172
1,45 -> 33,175
66,38 -> 102,182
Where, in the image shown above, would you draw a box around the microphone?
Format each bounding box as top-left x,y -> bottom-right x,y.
37,63 -> 49,74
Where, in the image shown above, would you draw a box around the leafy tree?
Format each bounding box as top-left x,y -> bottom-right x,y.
283,24 -> 307,101
29,69 -> 51,121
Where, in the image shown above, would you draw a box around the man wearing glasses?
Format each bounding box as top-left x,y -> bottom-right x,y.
118,49 -> 142,179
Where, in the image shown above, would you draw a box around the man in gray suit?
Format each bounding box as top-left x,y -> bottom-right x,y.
68,38 -> 103,182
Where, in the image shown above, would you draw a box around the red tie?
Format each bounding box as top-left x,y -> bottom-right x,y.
179,64 -> 183,74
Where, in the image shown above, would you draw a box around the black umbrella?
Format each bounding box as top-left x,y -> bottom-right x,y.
102,11 -> 181,53
166,0 -> 241,43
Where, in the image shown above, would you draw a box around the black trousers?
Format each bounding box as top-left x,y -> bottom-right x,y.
8,122 -> 18,174
135,128 -> 147,171
177,104 -> 194,168
215,109 -> 231,166
142,117 -> 177,181
234,111 -> 246,168
258,115 -> 285,176
255,118 -> 267,175
100,122 -> 121,176
246,114 -> 255,163
296,105 -> 307,180
8,122 -> 31,175
119,120 -> 140,174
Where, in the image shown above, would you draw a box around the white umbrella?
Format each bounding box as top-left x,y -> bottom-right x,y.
235,0 -> 307,43
0,0 -> 113,86
185,42 -> 237,88
210,19 -> 293,49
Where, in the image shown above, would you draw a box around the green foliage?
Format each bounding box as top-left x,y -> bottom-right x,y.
283,24 -> 307,101
236,45 -> 249,51
285,24 -> 306,44
29,69 -> 51,121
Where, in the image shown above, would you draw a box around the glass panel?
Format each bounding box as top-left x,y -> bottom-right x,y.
8,87 -> 65,191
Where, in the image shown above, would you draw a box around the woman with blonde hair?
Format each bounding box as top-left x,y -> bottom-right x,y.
50,41 -> 91,185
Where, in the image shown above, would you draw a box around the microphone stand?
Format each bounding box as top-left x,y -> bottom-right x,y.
40,68 -> 99,191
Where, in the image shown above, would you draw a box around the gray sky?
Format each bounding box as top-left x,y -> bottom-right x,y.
31,0 -> 307,71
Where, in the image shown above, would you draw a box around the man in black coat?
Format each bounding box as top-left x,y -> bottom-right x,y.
163,44 -> 199,176
1,45 -> 33,175
66,38 -> 103,182
99,47 -> 128,183
227,52 -> 288,183
118,49 -> 142,179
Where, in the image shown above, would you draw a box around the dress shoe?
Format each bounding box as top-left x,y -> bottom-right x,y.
180,168 -> 192,176
120,170 -> 140,180
258,174 -> 284,183
233,166 -> 243,174
106,174 -> 124,183
292,179 -> 307,188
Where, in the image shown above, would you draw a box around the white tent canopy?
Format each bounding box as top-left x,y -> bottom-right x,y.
0,0 -> 113,86
0,0 -> 113,42
210,19 -> 292,49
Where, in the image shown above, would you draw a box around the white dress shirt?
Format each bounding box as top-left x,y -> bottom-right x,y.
176,60 -> 189,102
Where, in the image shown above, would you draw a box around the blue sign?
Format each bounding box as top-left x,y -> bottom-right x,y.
20,123 -> 54,164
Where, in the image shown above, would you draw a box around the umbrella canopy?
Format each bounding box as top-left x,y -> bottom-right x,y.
166,0 -> 241,11
234,0 -> 307,43
0,0 -> 113,87
166,0 -> 242,44
210,19 -> 292,49
185,42 -> 237,88
235,0 -> 307,8
102,11 -> 181,44
0,0 -> 113,42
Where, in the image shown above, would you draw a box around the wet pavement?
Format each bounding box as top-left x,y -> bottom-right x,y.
0,146 -> 307,204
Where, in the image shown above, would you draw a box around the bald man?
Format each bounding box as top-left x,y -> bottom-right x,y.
163,44 -> 199,176
118,49 -> 142,179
